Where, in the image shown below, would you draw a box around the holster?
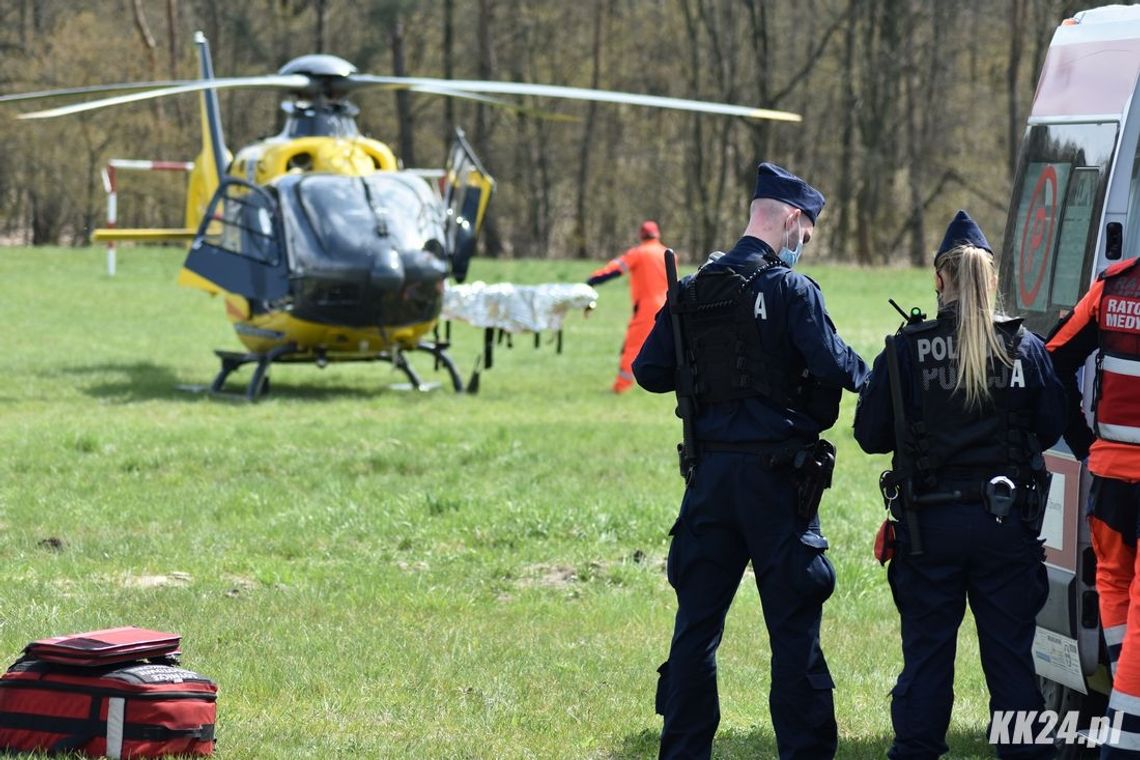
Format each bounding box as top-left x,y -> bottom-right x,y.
1020,466 -> 1052,535
793,439 -> 836,520
676,423 -> 699,483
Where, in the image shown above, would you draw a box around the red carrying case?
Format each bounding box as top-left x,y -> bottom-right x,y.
0,628 -> 216,758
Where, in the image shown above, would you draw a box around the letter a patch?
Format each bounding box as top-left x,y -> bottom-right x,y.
754,292 -> 767,320
1010,359 -> 1025,389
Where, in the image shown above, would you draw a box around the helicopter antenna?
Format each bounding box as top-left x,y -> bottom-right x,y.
195,32 -> 228,182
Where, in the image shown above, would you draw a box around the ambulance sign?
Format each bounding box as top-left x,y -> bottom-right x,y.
1011,162 -> 1069,312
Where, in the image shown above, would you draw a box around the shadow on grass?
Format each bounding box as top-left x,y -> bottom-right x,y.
612,726 -> 1008,759
63,361 -> 194,402
63,361 -> 463,403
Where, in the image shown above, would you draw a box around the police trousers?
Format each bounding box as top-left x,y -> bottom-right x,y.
887,501 -> 1050,760
657,451 -> 837,760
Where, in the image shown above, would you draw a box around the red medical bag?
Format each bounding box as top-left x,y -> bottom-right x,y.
0,627 -> 216,757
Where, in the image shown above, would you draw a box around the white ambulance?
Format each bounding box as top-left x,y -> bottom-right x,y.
1003,4 -> 1140,751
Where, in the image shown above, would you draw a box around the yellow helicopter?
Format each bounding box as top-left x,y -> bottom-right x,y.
1,33 -> 801,400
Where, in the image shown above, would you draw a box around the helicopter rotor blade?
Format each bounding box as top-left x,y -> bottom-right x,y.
0,81 -> 193,104
5,72 -> 798,123
13,75 -> 311,119
348,75 -> 800,123
401,83 -> 580,123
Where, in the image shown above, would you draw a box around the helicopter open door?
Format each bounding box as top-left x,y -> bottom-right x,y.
442,129 -> 494,283
179,178 -> 290,301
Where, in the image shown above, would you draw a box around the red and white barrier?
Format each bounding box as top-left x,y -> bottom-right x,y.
100,159 -> 194,276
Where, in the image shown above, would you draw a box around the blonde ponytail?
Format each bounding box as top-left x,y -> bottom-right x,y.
936,245 -> 1012,409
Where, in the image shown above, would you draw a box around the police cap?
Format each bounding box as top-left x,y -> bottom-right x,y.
936,209 -> 992,265
752,162 -> 825,223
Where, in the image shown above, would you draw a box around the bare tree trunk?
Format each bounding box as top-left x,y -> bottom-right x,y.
77,121 -> 113,246
474,0 -> 495,146
132,0 -> 158,77
834,0 -> 859,261
698,0 -> 739,256
202,0 -> 220,63
509,0 -> 552,255
390,15 -> 416,167
314,0 -> 327,53
902,3 -> 925,266
741,0 -> 848,202
1007,0 -> 1025,178
18,0 -> 27,51
855,0 -> 902,264
442,0 -> 455,152
132,0 -> 166,126
573,0 -> 605,259
474,0 -> 503,257
166,0 -> 178,75
678,0 -> 714,259
743,0 -> 773,172
29,187 -> 63,245
166,0 -> 183,123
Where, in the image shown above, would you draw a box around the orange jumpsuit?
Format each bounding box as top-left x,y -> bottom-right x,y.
588,238 -> 669,393
1048,266 -> 1140,756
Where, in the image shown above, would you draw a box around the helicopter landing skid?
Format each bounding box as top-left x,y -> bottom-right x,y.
209,340 -> 464,401
211,343 -> 297,402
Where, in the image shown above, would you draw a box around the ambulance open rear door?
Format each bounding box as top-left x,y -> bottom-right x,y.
1001,6 -> 1140,730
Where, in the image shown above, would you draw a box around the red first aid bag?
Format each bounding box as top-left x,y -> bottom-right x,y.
0,628 -> 216,758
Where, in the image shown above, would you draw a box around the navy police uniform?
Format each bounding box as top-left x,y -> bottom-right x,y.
853,211 -> 1066,759
634,163 -> 867,760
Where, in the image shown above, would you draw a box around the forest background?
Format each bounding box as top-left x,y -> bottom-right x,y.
0,0 -> 1094,265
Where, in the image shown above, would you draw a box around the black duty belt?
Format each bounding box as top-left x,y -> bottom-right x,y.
917,479 -> 1033,504
916,481 -> 984,503
699,439 -> 814,467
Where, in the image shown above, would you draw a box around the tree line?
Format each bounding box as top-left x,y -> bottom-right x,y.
0,0 -> 1089,265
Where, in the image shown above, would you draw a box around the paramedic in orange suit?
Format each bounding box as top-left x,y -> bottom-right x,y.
1047,257 -> 1140,758
587,220 -> 669,393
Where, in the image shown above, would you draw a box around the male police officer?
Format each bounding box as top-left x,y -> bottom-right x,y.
633,163 -> 868,759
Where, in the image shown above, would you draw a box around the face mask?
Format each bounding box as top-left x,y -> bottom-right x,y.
778,216 -> 803,268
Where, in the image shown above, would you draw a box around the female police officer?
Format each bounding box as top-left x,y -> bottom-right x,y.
853,211 -> 1066,759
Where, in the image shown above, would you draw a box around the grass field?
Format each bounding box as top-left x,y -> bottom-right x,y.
0,246 -> 1008,758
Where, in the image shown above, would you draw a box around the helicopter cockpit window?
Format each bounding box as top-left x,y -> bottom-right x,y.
200,182 -> 282,266
294,174 -> 438,261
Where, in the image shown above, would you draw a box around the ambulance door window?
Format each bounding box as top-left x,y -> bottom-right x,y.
1125,138 -> 1140,259
1052,167 -> 1099,306
1000,122 -> 1116,335
1008,160 -> 1072,316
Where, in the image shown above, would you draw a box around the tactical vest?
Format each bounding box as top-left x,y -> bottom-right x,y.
899,314 -> 1036,487
675,256 -> 810,410
1095,258 -> 1140,444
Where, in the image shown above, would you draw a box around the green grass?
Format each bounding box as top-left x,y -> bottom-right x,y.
0,247 -> 1004,758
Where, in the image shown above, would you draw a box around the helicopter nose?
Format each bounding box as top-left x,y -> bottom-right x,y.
368,246 -> 406,292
